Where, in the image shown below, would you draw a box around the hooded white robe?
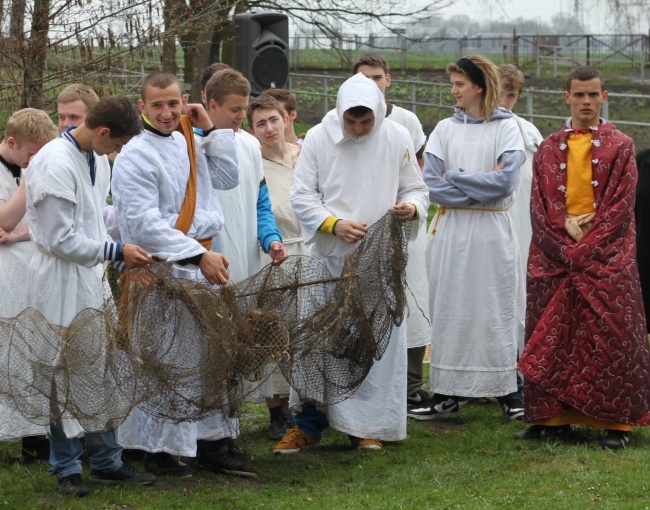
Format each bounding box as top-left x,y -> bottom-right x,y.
386,105 -> 431,349
290,73 -> 429,440
112,127 -> 241,456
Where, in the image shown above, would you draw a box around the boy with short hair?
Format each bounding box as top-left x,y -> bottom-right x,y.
247,94 -> 305,439
516,66 -> 650,449
496,65 -> 544,418
0,108 -> 58,463
112,71 -> 254,478
203,68 -> 286,283
259,89 -> 303,144
204,68 -> 290,438
56,84 -> 100,132
25,95 -> 154,496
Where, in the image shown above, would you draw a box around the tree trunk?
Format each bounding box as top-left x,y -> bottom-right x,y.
161,0 -> 183,74
10,0 -> 26,38
221,1 -> 247,68
23,0 -> 49,108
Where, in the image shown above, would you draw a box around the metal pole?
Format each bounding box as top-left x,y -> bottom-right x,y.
410,83 -> 416,114
322,77 -> 329,117
602,100 -> 609,121
526,91 -> 534,124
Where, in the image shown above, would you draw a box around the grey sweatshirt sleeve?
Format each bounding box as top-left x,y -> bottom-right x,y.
423,152 -> 477,207
444,150 -> 524,203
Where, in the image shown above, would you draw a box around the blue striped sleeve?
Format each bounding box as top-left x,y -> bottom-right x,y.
257,182 -> 282,253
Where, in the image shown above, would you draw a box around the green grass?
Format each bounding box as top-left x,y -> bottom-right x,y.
3,386 -> 650,509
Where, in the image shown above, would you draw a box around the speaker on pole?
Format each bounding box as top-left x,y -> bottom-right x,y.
234,11 -> 289,95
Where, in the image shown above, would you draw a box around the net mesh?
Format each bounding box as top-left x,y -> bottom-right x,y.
0,210 -> 410,431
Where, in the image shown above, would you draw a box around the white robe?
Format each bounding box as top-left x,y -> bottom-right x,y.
112,127 -> 241,456
0,163 -> 49,441
509,115 -> 542,353
425,116 -> 525,398
387,105 -> 431,349
211,132 -> 264,284
289,73 -> 429,440
23,137 -> 114,439
0,164 -> 34,318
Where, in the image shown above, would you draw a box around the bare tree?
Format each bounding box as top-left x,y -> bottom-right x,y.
0,0 -> 452,110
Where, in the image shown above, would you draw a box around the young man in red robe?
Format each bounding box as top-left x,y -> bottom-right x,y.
515,66 -> 650,449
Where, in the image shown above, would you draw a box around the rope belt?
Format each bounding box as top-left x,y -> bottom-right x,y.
37,247 -> 62,259
430,206 -> 509,236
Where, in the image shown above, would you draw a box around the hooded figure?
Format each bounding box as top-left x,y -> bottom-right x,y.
275,73 -> 428,453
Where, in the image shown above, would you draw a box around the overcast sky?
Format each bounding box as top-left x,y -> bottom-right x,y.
436,0 -> 649,33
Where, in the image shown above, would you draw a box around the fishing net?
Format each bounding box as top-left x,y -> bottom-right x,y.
0,210 -> 411,431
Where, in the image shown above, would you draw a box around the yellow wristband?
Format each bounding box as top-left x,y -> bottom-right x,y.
319,215 -> 340,235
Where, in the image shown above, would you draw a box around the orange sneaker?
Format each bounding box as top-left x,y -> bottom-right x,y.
273,426 -> 320,455
350,437 -> 382,450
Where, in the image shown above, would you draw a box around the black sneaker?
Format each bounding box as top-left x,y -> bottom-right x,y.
407,389 -> 431,406
407,396 -> 459,420
22,435 -> 50,463
58,473 -> 90,497
500,397 -> 524,421
513,424 -> 571,441
90,463 -> 156,485
601,430 -> 630,450
198,449 -> 258,478
144,452 -> 192,478
269,416 -> 289,440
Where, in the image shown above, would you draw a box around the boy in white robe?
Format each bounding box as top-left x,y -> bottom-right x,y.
25,96 -> 154,496
0,109 -> 58,462
201,68 -> 287,283
273,73 -> 428,453
497,64 -> 544,416
112,72 -> 257,478
56,83 -> 99,132
353,52 -> 432,407
201,68 -> 290,440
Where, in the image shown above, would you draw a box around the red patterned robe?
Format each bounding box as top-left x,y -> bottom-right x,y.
520,122 -> 650,425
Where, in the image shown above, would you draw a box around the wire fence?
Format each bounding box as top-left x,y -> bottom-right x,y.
290,33 -> 650,81
288,72 -> 650,151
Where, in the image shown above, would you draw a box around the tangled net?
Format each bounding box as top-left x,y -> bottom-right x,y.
0,211 -> 410,431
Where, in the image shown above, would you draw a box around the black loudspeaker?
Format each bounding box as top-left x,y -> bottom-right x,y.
234,11 -> 289,95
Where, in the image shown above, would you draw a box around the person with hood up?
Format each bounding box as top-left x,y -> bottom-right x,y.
408,54 -> 526,422
273,73 -> 429,453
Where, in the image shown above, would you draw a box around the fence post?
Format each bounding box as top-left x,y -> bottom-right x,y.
586,35 -> 591,66
553,49 -> 558,78
526,91 -> 534,124
410,82 -> 416,114
602,100 -> 609,120
536,47 -> 541,77
401,36 -> 407,72
322,77 -> 329,117
513,28 -> 518,67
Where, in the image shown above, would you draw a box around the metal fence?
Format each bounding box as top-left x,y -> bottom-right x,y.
290,33 -> 650,79
288,72 -> 650,150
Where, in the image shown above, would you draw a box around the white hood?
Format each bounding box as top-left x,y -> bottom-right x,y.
323,72 -> 387,145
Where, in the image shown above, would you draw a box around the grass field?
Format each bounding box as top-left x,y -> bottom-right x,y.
2,390 -> 650,510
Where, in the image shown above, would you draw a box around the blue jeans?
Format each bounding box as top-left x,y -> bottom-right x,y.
294,403 -> 328,441
49,418 -> 123,480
